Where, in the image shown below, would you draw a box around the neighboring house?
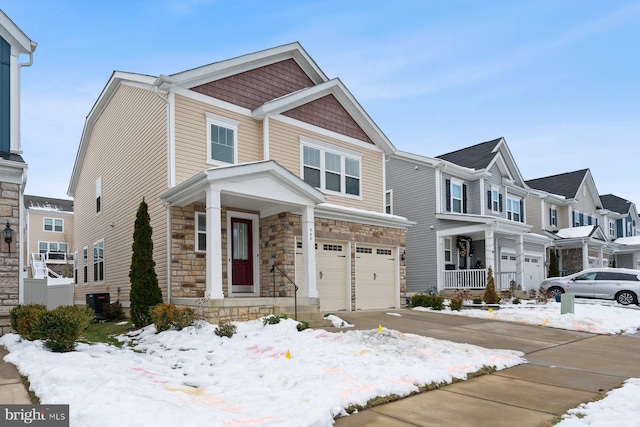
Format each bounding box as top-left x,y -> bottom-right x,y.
387,137 -> 549,294
68,43 -> 411,322
0,10 -> 36,334
600,194 -> 640,269
525,169 -> 611,274
24,195 -> 74,279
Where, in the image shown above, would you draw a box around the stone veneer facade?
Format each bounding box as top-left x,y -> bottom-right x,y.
170,205 -> 406,323
0,183 -> 21,335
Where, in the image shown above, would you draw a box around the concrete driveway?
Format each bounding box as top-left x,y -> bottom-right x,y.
328,309 -> 640,427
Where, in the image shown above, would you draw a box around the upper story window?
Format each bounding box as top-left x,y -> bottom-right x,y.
196,212 -> 206,252
610,221 -> 616,238
507,197 -> 523,222
549,206 -> 557,227
446,179 -> 466,213
301,139 -> 361,197
573,210 -> 582,227
44,218 -> 63,232
206,113 -> 239,165
385,190 -> 392,214
491,188 -> 500,212
96,177 -> 102,214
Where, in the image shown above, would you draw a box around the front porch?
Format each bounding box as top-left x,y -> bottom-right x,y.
441,269 -> 518,291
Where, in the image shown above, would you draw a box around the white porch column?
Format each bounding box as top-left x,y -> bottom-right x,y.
599,246 -> 604,267
515,234 -> 524,289
206,186 -> 224,299
582,241 -> 589,270
485,226 -> 495,273
301,205 -> 317,298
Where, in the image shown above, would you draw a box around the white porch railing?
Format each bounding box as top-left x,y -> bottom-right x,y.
30,253 -> 63,279
442,269 -> 487,289
442,269 -> 518,290
37,251 -> 74,264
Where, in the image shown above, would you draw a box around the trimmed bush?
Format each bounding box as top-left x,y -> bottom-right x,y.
34,305 -> 94,352
10,304 -> 47,341
214,321 -> 237,338
103,302 -> 124,322
296,320 -> 310,331
150,304 -> 195,332
263,314 -> 288,326
410,294 -> 445,311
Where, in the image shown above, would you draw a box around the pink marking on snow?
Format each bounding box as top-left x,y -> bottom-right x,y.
448,365 -> 471,375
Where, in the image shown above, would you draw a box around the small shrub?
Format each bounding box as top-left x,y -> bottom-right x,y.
449,290 -> 468,311
512,297 -> 521,305
103,302 -> 124,322
150,304 -> 195,332
472,298 -> 483,305
411,294 -> 445,310
483,267 -> 499,304
297,320 -> 310,331
263,314 -> 287,326
10,304 -> 47,341
214,321 -> 237,338
34,305 -> 94,352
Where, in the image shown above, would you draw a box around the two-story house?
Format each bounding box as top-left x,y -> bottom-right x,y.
68,43 -> 410,322
525,169 -> 611,274
24,195 -> 74,279
600,194 -> 639,270
387,138 -> 549,294
0,10 -> 36,334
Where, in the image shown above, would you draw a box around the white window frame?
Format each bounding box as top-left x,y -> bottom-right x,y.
385,190 -> 393,215
196,212 -> 206,252
507,197 -> 521,222
491,187 -> 500,212
206,112 -> 239,166
83,246 -> 88,284
96,176 -> 102,215
610,221 -> 616,237
43,217 -> 63,232
93,240 -> 104,282
574,210 -> 581,227
444,237 -> 452,263
550,206 -> 557,227
300,138 -> 362,199
450,179 -> 463,213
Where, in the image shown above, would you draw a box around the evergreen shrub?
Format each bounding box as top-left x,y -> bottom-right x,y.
34,305 -> 94,352
10,304 -> 47,341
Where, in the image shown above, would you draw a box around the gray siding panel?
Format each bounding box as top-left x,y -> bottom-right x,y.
387,157 -> 437,292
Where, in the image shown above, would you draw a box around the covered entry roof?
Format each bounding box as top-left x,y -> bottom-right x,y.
159,160 -> 326,216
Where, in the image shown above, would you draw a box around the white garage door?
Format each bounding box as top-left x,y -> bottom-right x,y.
355,245 -> 397,310
295,240 -> 349,311
524,256 -> 542,291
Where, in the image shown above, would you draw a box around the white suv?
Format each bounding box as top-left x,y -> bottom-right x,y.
540,268 -> 640,305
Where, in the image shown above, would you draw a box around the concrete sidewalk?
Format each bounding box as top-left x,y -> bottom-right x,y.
0,346 -> 32,404
330,309 -> 640,427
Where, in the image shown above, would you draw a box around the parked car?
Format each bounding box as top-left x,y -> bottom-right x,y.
540,268 -> 640,305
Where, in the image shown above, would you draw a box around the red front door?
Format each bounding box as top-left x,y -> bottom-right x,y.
231,217 -> 253,293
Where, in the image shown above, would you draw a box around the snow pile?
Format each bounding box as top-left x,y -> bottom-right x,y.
414,300 -> 640,335
0,318 -> 525,427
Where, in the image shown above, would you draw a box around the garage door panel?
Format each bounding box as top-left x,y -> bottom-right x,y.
296,240 -> 349,311
356,246 -> 397,310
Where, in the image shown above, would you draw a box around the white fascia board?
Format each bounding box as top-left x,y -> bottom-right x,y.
0,11 -> 35,54
315,203 -> 414,229
67,72 -> 157,196
436,160 -> 490,181
170,42 -> 328,88
391,151 -> 440,168
493,138 -> 527,186
435,212 -> 533,233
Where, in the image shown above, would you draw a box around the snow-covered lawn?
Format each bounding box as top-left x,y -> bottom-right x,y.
0,318 -> 524,427
3,298 -> 640,426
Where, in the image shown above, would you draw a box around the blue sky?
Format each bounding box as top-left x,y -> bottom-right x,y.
2,1 -> 640,205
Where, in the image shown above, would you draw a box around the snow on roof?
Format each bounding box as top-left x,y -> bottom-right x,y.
554,225 -> 596,239
615,236 -> 640,246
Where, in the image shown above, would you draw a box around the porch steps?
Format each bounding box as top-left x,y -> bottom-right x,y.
273,305 -> 332,328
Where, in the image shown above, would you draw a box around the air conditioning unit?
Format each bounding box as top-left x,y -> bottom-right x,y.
86,293 -> 110,321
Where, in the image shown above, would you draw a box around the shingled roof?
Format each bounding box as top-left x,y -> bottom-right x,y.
525,169 -> 589,199
600,194 -> 631,215
436,138 -> 502,170
24,195 -> 74,213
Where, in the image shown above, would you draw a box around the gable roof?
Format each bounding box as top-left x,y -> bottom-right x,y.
436,138 -> 502,170
525,169 -> 589,199
68,43 -> 395,196
600,194 -> 632,215
24,195 -> 74,213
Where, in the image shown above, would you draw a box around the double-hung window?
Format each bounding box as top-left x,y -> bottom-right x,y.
385,190 -> 392,214
83,247 -> 88,284
491,188 -> 500,212
609,221 -> 616,238
93,240 -> 104,282
301,139 -> 361,197
549,206 -> 557,227
507,198 -> 521,222
451,181 -> 463,213
206,113 -> 239,165
444,237 -> 452,263
196,212 -> 206,252
44,218 -> 63,232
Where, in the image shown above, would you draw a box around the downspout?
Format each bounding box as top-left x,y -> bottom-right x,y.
18,168 -> 27,304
